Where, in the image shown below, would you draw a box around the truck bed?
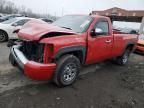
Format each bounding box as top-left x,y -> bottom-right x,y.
111,32 -> 138,57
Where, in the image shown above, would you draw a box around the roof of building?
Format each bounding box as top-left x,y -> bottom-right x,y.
92,7 -> 144,17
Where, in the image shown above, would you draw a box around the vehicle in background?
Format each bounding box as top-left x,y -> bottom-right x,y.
0,13 -> 4,17
9,15 -> 138,87
0,14 -> 25,22
40,18 -> 53,23
135,34 -> 144,54
0,17 -> 33,42
120,29 -> 138,34
113,27 -> 138,34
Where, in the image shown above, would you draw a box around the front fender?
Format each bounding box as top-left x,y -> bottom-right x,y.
40,34 -> 87,63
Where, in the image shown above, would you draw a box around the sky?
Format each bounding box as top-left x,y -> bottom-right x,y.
10,0 -> 144,16
9,0 -> 144,30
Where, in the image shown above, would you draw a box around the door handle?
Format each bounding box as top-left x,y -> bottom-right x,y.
105,40 -> 112,43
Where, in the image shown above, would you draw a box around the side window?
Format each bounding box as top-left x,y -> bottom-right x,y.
8,16 -> 13,20
94,21 -> 109,36
13,19 -> 30,26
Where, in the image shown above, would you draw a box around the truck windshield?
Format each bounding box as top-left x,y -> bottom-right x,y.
53,15 -> 93,33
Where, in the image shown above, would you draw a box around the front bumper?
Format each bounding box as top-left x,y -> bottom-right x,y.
9,45 -> 56,80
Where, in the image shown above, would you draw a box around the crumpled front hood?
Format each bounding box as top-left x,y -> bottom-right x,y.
18,19 -> 76,41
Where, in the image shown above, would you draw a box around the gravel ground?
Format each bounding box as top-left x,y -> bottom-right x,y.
0,42 -> 144,108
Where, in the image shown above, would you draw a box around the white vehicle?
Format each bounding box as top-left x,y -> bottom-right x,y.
0,13 -> 4,17
0,17 -> 33,42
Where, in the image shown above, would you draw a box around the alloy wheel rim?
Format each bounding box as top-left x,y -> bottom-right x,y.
0,33 -> 5,41
123,54 -> 128,64
62,63 -> 77,82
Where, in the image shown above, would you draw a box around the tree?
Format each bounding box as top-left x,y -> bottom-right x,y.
0,0 -> 57,20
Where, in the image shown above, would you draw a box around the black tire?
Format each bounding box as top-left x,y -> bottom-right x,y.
9,53 -> 16,66
0,30 -> 8,42
53,55 -> 81,87
115,49 -> 131,65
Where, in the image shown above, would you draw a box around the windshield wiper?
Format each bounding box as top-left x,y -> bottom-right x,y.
61,26 -> 72,30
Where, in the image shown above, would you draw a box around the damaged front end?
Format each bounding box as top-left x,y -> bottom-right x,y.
21,41 -> 44,63
9,40 -> 56,80
9,19 -> 78,80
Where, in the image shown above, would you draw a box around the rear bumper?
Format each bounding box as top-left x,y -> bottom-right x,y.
9,45 -> 56,80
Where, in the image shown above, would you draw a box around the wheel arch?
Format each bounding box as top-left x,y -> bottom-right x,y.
54,46 -> 86,64
120,42 -> 135,56
125,42 -> 135,52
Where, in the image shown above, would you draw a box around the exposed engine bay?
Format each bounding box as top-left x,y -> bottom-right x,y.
20,41 -> 44,63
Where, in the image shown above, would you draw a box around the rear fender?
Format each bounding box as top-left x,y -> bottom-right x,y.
121,42 -> 135,55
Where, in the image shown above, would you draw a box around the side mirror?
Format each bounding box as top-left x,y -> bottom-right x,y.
90,29 -> 96,36
90,28 -> 103,36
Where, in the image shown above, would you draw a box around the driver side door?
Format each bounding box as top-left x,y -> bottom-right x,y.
86,19 -> 113,64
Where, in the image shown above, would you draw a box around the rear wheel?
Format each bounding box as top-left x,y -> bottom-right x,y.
0,30 -> 8,42
115,49 -> 131,65
53,55 -> 81,87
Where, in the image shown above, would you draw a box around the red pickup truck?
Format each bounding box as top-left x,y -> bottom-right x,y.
9,15 -> 138,87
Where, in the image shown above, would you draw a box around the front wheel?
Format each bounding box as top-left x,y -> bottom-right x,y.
53,55 -> 81,87
115,49 -> 131,65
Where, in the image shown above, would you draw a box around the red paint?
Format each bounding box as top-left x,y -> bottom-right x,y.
16,15 -> 138,81
24,61 -> 56,80
43,44 -> 54,63
86,17 -> 113,64
40,34 -> 86,58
